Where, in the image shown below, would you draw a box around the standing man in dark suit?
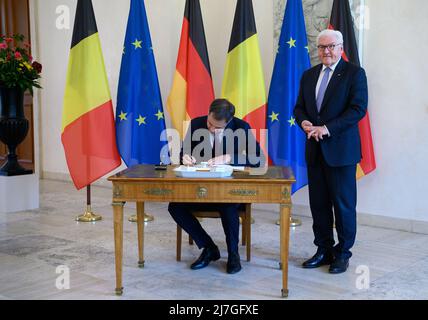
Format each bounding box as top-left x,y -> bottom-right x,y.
294,29 -> 368,274
169,98 -> 264,274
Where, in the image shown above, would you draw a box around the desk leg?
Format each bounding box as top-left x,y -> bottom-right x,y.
113,201 -> 125,296
137,202 -> 145,268
280,204 -> 291,298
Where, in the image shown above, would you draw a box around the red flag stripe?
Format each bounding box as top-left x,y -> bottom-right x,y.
61,101 -> 121,190
176,18 -> 189,80
187,39 -> 215,119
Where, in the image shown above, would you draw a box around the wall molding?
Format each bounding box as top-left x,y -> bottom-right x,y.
252,203 -> 428,235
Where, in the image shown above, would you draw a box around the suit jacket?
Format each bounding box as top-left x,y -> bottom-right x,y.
181,116 -> 264,167
294,59 -> 368,167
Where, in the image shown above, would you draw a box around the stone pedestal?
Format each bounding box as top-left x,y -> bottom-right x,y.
0,174 -> 39,213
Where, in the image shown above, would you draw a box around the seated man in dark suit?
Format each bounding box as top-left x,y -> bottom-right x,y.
168,98 -> 264,274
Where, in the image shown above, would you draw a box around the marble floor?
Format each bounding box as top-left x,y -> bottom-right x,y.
0,179 -> 427,300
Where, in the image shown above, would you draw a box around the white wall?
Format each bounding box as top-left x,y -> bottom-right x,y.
361,0 -> 428,222
33,0 -> 428,223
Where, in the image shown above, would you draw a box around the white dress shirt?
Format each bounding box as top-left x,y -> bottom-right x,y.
210,130 -> 224,149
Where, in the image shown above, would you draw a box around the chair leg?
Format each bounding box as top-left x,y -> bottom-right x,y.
176,225 -> 182,261
245,204 -> 251,262
241,216 -> 247,246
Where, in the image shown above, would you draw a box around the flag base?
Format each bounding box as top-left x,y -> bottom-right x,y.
75,205 -> 102,222
276,216 -> 302,227
128,213 -> 154,223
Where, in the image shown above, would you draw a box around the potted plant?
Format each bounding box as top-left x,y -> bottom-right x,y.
0,34 -> 42,176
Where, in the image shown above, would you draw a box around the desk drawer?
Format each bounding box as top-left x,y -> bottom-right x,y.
218,184 -> 283,202
113,182 -> 291,204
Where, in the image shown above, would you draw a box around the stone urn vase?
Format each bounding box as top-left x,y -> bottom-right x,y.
0,86 -> 33,176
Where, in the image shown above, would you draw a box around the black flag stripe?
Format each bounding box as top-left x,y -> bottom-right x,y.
330,0 -> 360,66
184,0 -> 212,75
71,0 -> 98,49
228,0 -> 257,53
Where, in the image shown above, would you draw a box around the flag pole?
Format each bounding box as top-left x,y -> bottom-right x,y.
75,184 -> 102,222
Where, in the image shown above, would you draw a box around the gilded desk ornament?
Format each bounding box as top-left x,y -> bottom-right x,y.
143,188 -> 173,196
197,187 -> 208,198
229,189 -> 258,196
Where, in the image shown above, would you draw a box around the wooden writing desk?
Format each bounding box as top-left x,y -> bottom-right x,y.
108,165 -> 295,297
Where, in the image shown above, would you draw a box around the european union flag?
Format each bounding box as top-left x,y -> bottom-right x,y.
116,0 -> 169,166
267,0 -> 311,194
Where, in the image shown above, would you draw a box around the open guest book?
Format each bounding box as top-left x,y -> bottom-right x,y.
173,164 -> 238,178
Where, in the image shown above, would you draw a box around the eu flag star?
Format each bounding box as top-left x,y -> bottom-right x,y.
305,45 -> 310,53
118,111 -> 127,121
155,110 -> 164,120
136,115 -> 146,126
132,39 -> 142,49
288,117 -> 296,127
269,111 -> 280,122
287,37 -> 296,48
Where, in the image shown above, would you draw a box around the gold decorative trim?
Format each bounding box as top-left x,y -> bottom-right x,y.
113,185 -> 122,198
143,188 -> 173,196
112,201 -> 125,207
115,287 -> 123,296
197,187 -> 208,198
281,289 -> 289,298
280,204 -> 292,209
282,188 -> 290,199
229,189 -> 258,196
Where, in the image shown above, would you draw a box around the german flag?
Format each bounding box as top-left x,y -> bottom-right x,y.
222,0 -> 266,141
62,0 -> 121,190
167,0 -> 214,138
329,0 -> 376,178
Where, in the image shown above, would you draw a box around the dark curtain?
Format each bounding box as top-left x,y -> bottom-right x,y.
0,0 -> 30,39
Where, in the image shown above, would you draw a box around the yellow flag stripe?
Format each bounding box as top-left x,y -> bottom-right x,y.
62,33 -> 112,132
356,163 -> 365,179
221,34 -> 266,119
167,70 -> 191,138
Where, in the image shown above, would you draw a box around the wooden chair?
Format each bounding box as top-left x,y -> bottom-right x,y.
176,204 -> 252,262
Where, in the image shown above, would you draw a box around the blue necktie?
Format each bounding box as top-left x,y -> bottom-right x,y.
316,67 -> 331,112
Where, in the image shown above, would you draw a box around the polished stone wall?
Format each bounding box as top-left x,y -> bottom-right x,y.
274,0 -> 362,65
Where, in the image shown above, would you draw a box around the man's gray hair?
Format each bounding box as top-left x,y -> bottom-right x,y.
317,29 -> 344,46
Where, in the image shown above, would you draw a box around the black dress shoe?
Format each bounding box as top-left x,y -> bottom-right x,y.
226,252 -> 241,274
302,252 -> 334,268
190,245 -> 220,270
329,257 -> 349,274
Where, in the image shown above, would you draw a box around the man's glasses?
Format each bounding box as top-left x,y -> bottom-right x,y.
317,43 -> 342,51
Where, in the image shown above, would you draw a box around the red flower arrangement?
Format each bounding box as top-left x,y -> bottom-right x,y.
0,34 -> 42,95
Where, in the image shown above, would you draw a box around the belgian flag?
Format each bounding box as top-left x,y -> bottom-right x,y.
222,0 -> 266,140
62,0 -> 121,190
167,0 -> 214,138
329,0 -> 376,178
